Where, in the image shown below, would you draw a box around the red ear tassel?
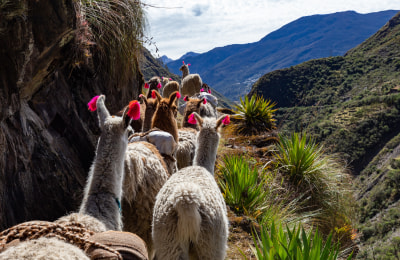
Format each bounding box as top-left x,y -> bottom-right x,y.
144,83 -> 149,89
188,113 -> 197,124
88,95 -> 99,112
157,82 -> 162,89
203,99 -> 207,105
182,61 -> 185,64
208,89 -> 211,94
151,90 -> 156,99
200,88 -> 205,92
188,63 -> 191,66
183,96 -> 189,102
169,78 -> 172,80
222,115 -> 230,125
139,94 -> 144,98
127,100 -> 141,120
176,92 -> 181,99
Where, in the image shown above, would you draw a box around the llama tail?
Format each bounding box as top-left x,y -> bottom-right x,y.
172,182 -> 204,246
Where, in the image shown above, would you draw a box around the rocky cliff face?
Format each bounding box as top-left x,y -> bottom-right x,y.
0,0 -> 143,230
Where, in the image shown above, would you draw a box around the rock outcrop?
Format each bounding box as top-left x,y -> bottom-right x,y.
0,0 -> 144,230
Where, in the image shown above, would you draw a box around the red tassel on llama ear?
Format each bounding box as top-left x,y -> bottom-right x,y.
182,61 -> 185,64
188,113 -> 197,124
139,94 -> 144,98
169,78 -> 172,80
208,89 -> 211,94
176,92 -> 181,99
151,90 -> 156,99
88,95 -> 99,112
127,100 -> 140,120
203,98 -> 207,105
183,96 -> 189,102
200,88 -> 205,92
144,83 -> 149,89
222,115 -> 230,125
188,63 -> 191,66
157,82 -> 162,89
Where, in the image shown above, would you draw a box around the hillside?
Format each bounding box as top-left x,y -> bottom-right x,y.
167,10 -> 399,101
249,12 -> 400,259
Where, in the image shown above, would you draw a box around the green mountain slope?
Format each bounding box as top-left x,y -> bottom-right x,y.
249,12 -> 400,259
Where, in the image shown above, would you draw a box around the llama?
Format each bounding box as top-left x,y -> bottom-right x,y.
79,95 -> 140,231
151,90 -> 180,142
122,140 -> 170,258
145,76 -> 162,98
179,62 -> 202,97
152,112 -> 230,260
161,76 -> 171,87
139,93 -> 159,132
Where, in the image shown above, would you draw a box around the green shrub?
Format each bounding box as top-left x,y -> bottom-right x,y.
246,221 -> 352,260
232,95 -> 277,136
217,155 -> 270,218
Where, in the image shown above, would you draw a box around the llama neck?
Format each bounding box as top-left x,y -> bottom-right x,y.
194,132 -> 219,174
79,132 -> 127,230
182,68 -> 189,79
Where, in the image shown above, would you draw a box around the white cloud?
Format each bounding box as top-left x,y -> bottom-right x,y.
143,0 -> 400,59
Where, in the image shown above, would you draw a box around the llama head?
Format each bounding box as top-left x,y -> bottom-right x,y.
154,91 -> 179,118
190,112 -> 229,132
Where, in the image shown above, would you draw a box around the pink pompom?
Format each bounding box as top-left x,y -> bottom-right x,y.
139,94 -> 144,98
151,90 -> 156,99
176,92 -> 181,99
183,96 -> 189,102
161,77 -> 164,80
157,82 -> 162,89
188,63 -> 191,66
222,115 -> 230,125
200,88 -> 205,92
203,99 -> 207,105
144,83 -> 149,89
88,95 -> 99,112
127,100 -> 140,120
169,78 -> 172,80
208,89 -> 211,94
188,113 -> 197,124
182,61 -> 185,64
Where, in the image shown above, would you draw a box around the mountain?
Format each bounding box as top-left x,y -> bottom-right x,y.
159,55 -> 173,64
178,51 -> 200,61
250,12 -> 400,259
167,10 -> 399,101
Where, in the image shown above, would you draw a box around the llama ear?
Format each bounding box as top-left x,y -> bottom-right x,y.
96,95 -> 110,129
139,94 -> 148,105
169,91 -> 180,106
153,90 -> 162,102
183,96 -> 189,102
191,112 -> 203,127
216,114 -> 229,130
122,105 -> 132,129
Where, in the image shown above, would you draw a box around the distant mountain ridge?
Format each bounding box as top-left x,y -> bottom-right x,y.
166,10 -> 399,101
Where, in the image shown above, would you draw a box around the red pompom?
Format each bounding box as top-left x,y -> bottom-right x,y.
144,83 -> 149,89
200,88 -> 205,92
188,63 -> 191,66
169,78 -> 172,80
139,94 -> 144,98
157,82 -> 162,89
183,96 -> 189,102
208,89 -> 211,94
151,90 -> 156,99
182,61 -> 185,64
88,95 -> 99,112
188,113 -> 197,124
176,92 -> 181,99
127,100 -> 141,120
222,115 -> 230,125
203,99 -> 207,105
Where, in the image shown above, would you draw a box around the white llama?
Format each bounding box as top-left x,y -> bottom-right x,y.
152,112 -> 230,260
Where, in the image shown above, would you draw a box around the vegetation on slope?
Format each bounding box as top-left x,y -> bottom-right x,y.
248,11 -> 400,260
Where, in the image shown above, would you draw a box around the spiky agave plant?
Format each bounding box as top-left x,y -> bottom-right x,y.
75,0 -> 145,85
232,95 -> 277,136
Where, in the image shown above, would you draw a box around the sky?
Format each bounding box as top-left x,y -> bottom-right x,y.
142,0 -> 400,60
